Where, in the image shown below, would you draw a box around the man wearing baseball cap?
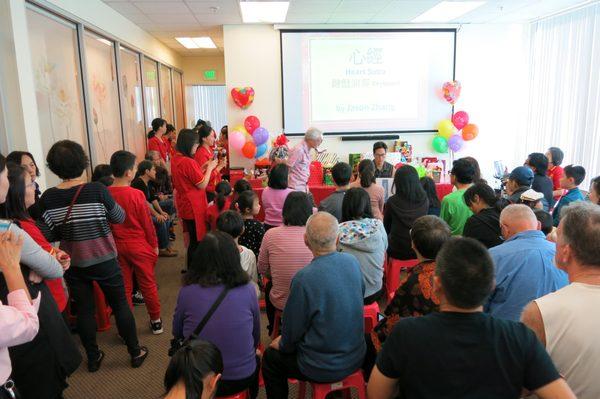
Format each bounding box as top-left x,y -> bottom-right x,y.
506,166 -> 534,204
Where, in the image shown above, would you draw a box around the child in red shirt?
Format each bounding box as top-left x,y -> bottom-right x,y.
206,181 -> 232,231
108,150 -> 163,334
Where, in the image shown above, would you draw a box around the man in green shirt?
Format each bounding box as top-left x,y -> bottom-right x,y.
440,158 -> 475,235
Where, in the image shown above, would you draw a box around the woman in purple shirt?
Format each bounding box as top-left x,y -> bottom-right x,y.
173,231 -> 260,398
261,164 -> 293,230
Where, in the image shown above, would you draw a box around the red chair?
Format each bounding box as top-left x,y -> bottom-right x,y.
385,258 -> 419,302
297,370 -> 366,399
216,390 -> 248,399
271,309 -> 283,339
363,302 -> 380,334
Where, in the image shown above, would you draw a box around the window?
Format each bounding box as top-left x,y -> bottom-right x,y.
26,6 -> 87,186
83,31 -> 124,165
159,64 -> 173,124
173,70 -> 185,130
143,58 -> 160,129
120,47 -> 146,161
186,85 -> 227,132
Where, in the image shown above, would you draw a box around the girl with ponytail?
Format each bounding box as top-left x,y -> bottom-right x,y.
147,118 -> 168,162
350,159 -> 385,220
205,181 -> 232,231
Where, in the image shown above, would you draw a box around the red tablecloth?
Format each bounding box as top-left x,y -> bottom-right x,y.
253,183 -> 453,222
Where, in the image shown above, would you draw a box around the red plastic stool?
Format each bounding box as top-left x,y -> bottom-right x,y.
216,390 -> 248,399
363,302 -> 380,334
385,258 -> 419,302
271,309 -> 282,339
298,370 -> 366,399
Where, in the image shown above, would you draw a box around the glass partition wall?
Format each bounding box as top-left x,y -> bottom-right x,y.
25,2 -> 184,172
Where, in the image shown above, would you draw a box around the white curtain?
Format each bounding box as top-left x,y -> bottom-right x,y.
186,85 -> 227,131
521,3 -> 600,188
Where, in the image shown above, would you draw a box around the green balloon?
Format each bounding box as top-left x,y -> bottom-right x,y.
432,136 -> 448,153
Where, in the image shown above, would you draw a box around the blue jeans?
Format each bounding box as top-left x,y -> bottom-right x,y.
152,215 -> 171,249
159,198 -> 176,217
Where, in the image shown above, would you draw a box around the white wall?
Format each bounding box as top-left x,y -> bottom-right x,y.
223,23 -> 530,184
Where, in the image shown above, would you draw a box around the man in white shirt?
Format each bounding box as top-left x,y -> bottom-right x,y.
522,201 -> 600,399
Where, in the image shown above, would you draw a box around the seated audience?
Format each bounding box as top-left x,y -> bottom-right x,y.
164,340 -> 223,399
370,216 -> 451,355
258,192 -> 313,333
546,146 -> 565,200
231,179 -> 252,207
463,183 -> 503,248
146,150 -> 163,168
262,212 -> 366,399
131,160 -> 177,257
526,152 -> 554,210
109,151 -> 162,334
553,164 -> 586,226
420,176 -> 441,216
350,159 -> 384,220
534,209 -> 555,238
236,190 -> 264,258
318,162 -> 351,221
520,188 -> 545,209
440,159 -> 474,235
206,181 -> 232,231
506,166 -> 534,204
589,176 -> 599,205
522,202 -> 600,399
6,151 -> 42,220
91,164 -> 114,187
261,164 -> 294,230
37,140 -> 148,372
372,141 -> 394,178
0,231 -> 40,398
338,187 -> 387,304
367,237 -> 576,399
463,156 -> 487,184
217,211 -> 258,289
384,165 -> 429,260
485,205 -> 568,321
173,232 -> 259,399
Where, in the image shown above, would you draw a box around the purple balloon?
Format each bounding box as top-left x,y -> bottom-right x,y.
252,127 -> 269,145
448,134 -> 464,152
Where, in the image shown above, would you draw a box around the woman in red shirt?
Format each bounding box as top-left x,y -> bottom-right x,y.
194,125 -> 226,202
163,123 -> 176,161
172,129 -> 218,268
147,118 -> 168,162
546,146 -> 565,200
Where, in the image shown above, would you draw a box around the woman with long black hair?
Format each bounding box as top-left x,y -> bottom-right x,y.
350,159 -> 385,220
194,125 -> 226,203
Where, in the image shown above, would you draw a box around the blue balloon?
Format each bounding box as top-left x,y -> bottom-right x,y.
255,143 -> 268,158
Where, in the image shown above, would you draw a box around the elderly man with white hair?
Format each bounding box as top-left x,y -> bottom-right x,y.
484,204 -> 568,321
262,212 -> 365,399
285,127 -> 323,192
521,201 -> 600,399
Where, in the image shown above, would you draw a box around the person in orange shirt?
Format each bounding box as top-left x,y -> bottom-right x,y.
194,125 -> 226,203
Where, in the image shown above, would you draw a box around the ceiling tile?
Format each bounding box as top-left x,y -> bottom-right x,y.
145,13 -> 198,23
132,1 -> 192,14
104,2 -> 142,14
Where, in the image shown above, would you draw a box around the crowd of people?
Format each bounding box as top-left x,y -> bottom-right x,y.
1,123 -> 599,399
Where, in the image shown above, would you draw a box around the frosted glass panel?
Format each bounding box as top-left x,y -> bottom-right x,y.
26,7 -> 87,186
160,64 -> 173,123
120,47 -> 146,161
173,70 -> 185,129
143,58 -> 160,128
84,31 -> 123,164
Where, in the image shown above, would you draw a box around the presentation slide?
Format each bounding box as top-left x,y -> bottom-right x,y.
281,31 -> 455,134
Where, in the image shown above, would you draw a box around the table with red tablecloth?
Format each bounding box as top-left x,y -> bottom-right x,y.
251,181 -> 453,222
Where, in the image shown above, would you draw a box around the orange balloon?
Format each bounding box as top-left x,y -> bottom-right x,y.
462,124 -> 479,141
241,141 -> 257,158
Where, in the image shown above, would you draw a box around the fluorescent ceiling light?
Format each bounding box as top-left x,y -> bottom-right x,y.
412,1 -> 486,22
175,37 -> 217,49
240,1 -> 289,23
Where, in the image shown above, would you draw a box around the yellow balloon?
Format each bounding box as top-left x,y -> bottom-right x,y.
234,125 -> 248,136
437,119 -> 455,140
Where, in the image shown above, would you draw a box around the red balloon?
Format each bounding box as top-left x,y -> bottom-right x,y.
462,124 -> 479,141
244,116 -> 260,134
241,141 -> 257,158
452,111 -> 469,130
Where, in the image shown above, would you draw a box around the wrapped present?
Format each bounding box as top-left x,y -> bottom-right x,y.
394,141 -> 413,163
269,134 -> 289,161
313,151 -> 339,168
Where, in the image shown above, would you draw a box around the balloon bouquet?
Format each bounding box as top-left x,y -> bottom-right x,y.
229,87 -> 271,160
432,80 -> 479,154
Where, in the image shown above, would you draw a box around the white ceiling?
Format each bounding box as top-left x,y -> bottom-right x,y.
101,0 -> 591,56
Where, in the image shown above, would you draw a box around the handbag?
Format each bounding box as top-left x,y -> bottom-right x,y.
168,287 -> 229,356
60,184 -> 85,236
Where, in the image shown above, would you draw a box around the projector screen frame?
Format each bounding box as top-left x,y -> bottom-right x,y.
280,28 -> 457,137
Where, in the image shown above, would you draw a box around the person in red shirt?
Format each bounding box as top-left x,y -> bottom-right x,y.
194,125 -> 226,202
108,150 -> 163,335
205,181 -> 232,231
147,118 -> 168,162
172,129 -> 218,268
163,124 -> 176,161
546,147 -> 565,201
218,125 -> 230,180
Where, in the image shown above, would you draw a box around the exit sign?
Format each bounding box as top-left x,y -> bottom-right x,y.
203,70 -> 216,81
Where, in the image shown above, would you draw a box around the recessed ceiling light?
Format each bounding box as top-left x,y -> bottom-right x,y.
240,1 -> 290,23
412,1 -> 486,23
175,37 -> 217,49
